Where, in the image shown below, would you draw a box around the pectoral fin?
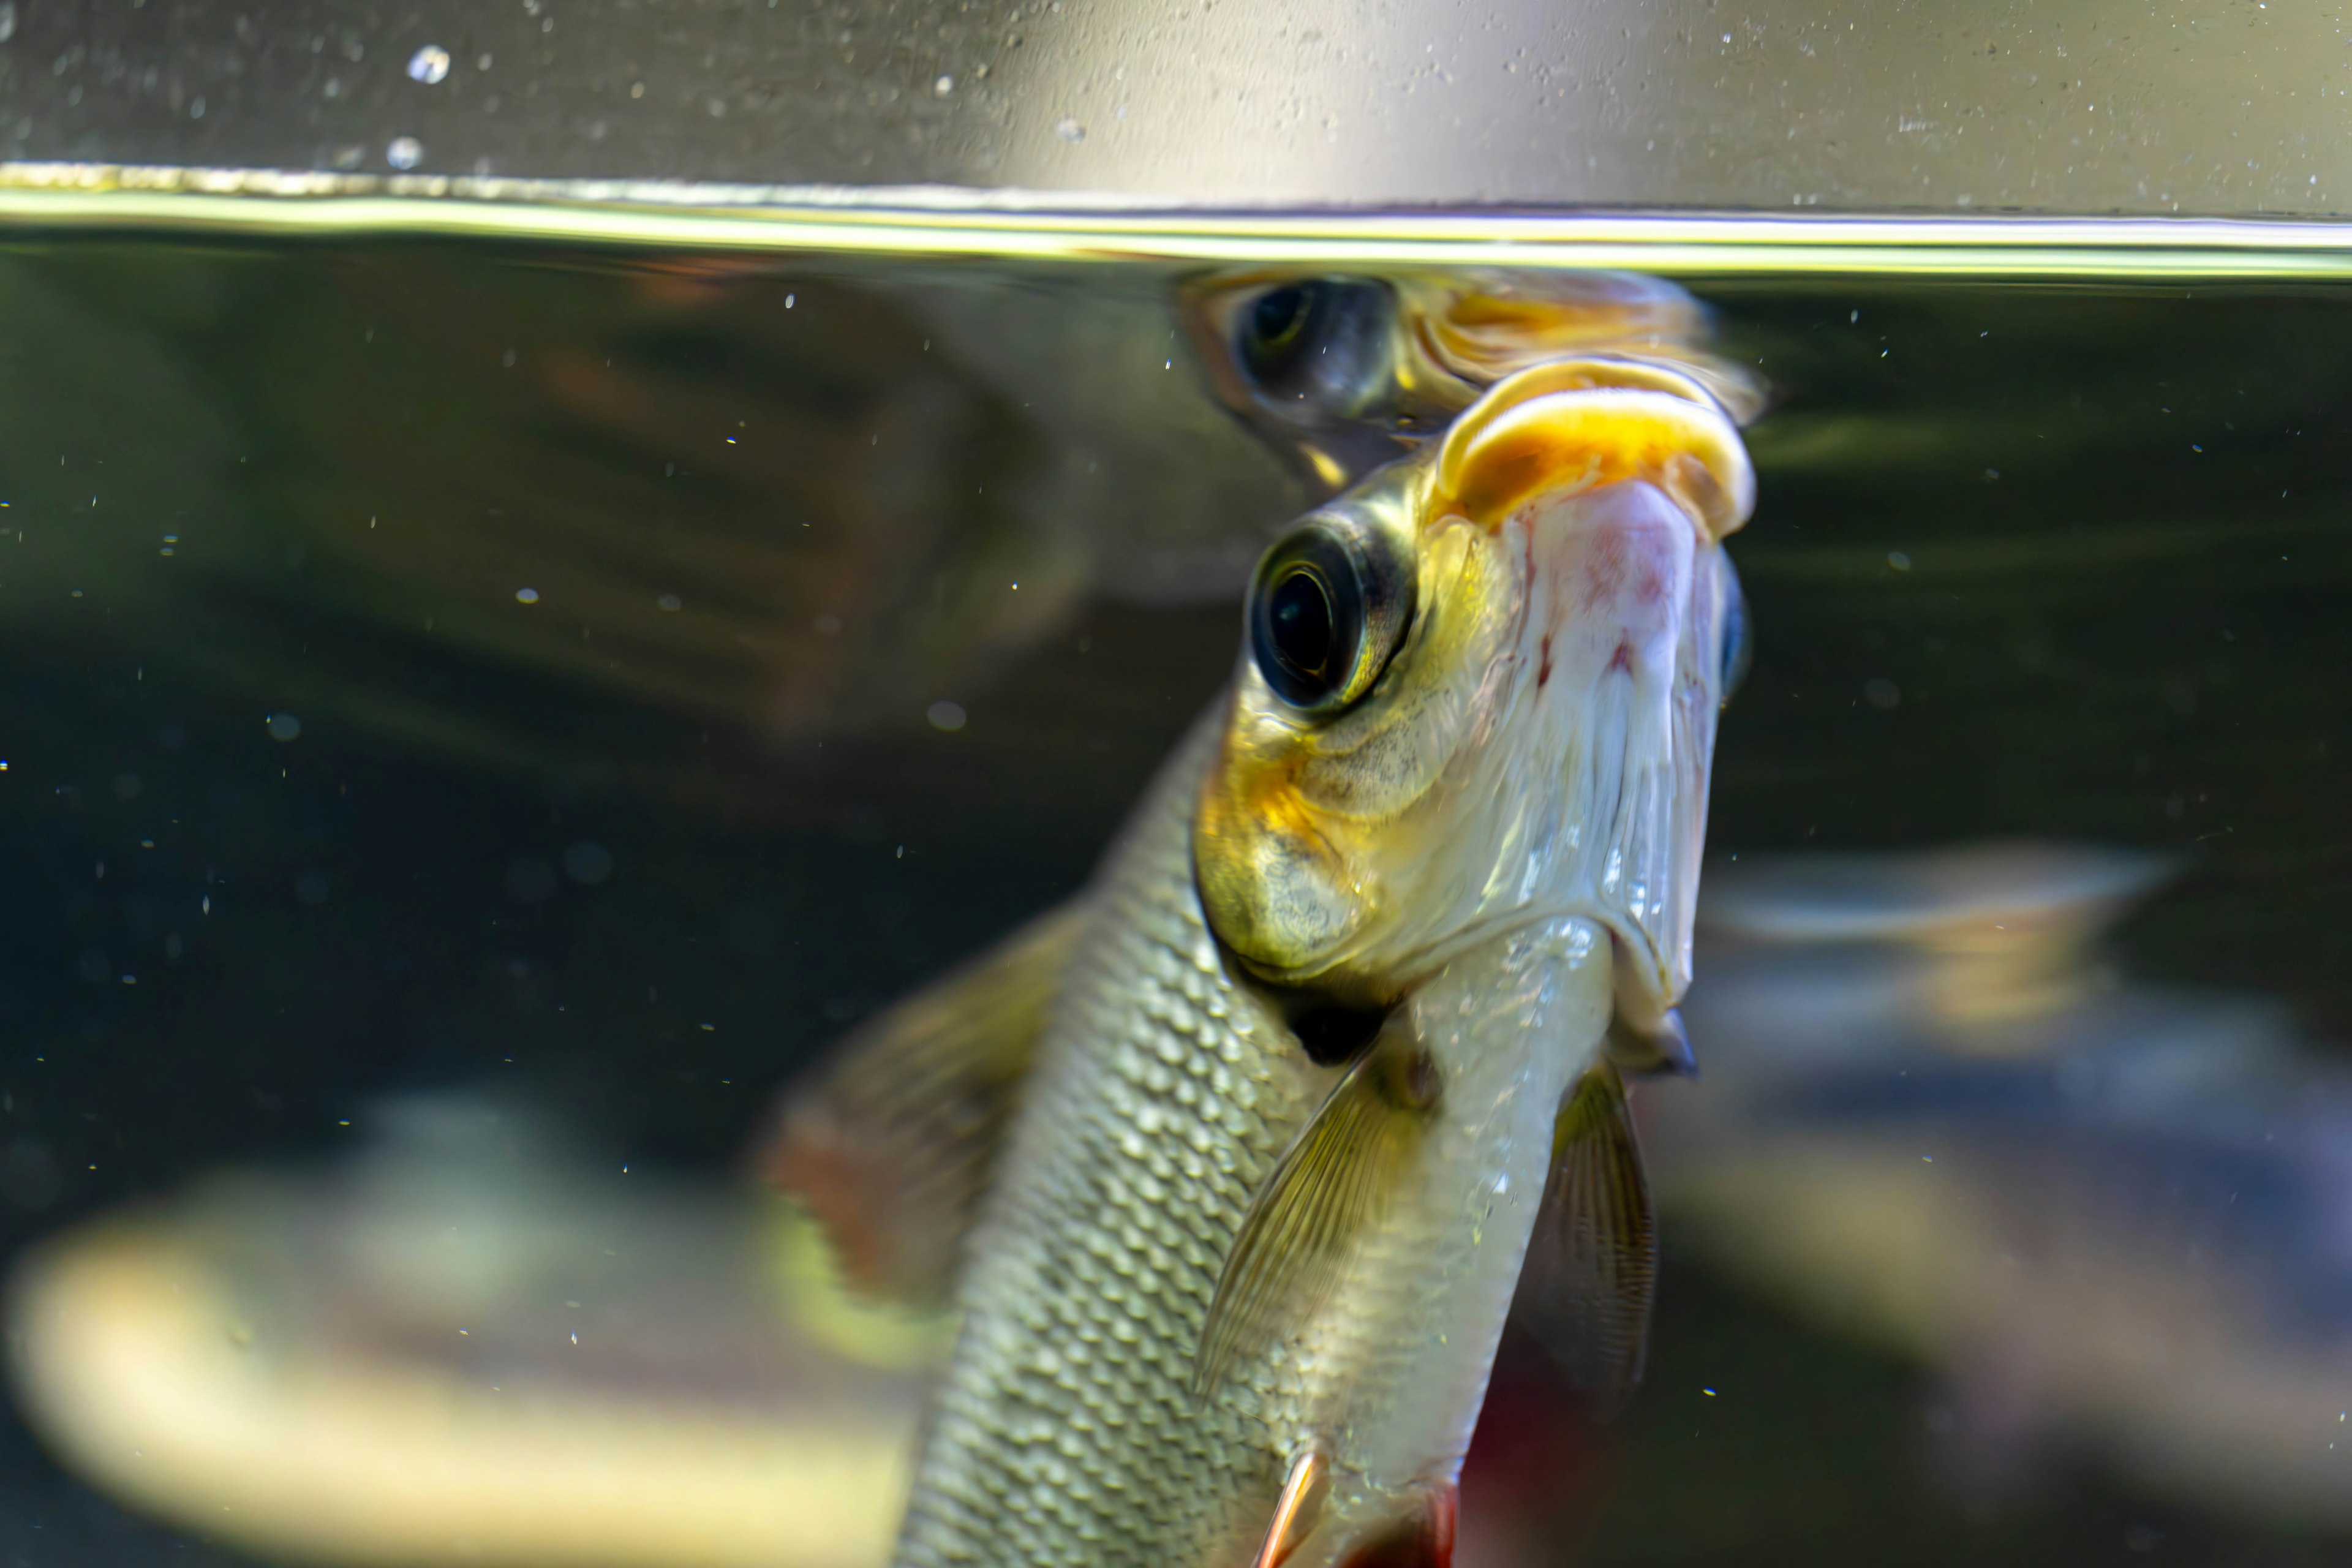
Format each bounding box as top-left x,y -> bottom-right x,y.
752,900 -> 1085,1307
1512,1060 -> 1657,1419
1194,1031 -> 1439,1399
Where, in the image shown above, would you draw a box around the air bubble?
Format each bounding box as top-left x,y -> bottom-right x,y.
386,135 -> 423,170
407,45 -> 451,84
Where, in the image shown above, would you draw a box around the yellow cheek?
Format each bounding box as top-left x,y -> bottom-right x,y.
1194,746 -> 1364,974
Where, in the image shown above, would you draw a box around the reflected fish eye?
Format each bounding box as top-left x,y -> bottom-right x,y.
1233,278 -> 1395,413
1718,553 -> 1753,707
1248,521 -> 1411,712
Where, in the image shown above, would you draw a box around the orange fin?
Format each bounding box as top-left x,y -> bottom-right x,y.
1251,1450 -> 1329,1568
751,900 -> 1085,1306
1336,1483 -> 1457,1568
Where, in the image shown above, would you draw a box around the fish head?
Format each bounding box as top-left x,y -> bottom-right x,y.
1177,267 -> 1766,495
1194,356 -> 1755,1025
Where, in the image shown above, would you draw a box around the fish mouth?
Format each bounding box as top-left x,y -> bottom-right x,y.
1428,356 -> 1753,545
1408,361 -> 1754,1017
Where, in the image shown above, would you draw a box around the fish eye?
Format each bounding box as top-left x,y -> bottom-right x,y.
1248,521 -> 1412,712
1234,279 -> 1396,415
1718,553 -> 1752,707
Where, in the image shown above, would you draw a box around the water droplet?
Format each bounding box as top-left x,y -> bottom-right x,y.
386,135 -> 423,170
562,842 -> 614,885
407,44 -> 451,84
1055,116 -> 1085,141
266,712 -> 302,742
927,700 -> 968,733
514,587 -> 540,604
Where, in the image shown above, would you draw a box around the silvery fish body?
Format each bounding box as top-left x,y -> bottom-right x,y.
894,722 -> 1611,1567
879,352 -> 1757,1568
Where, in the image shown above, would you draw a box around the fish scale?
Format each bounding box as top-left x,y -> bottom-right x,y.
895,722 -> 1323,1568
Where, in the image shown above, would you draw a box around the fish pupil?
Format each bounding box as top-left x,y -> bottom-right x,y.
1269,567 -> 1337,682
1250,285 -> 1312,356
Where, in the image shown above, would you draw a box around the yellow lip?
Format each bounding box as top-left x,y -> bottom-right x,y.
1431,359 -> 1755,541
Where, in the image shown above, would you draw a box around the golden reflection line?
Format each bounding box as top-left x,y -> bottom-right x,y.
7,165 -> 2352,279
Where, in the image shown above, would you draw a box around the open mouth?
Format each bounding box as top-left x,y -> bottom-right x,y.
1428,357 -> 1753,545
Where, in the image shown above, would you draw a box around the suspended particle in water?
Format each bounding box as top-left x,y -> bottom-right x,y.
514,587 -> 540,604
1887,551 -> 1912,571
656,593 -> 682,611
407,45 -> 451,84
295,872 -> 331,906
1055,117 -> 1085,141
1864,679 -> 1902,711
386,135 -> 424,170
266,712 -> 302,742
935,74 -> 955,95
927,700 -> 968,733
562,842 -> 614,885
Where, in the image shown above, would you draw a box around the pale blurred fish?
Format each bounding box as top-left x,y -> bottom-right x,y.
1656,842 -> 2352,1525
6,1098 -> 936,1568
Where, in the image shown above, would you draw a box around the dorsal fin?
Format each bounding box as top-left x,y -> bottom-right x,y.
751,900 -> 1085,1306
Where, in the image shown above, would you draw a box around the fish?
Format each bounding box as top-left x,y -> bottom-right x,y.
1176,268 -> 1767,498
1650,842 -> 2352,1528
4,1095 -> 937,1568
775,350 -> 1755,1568
763,266 -> 1760,1309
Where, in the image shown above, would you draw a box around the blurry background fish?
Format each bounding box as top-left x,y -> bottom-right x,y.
17,842 -> 2352,1566
1658,842 -> 2352,1530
